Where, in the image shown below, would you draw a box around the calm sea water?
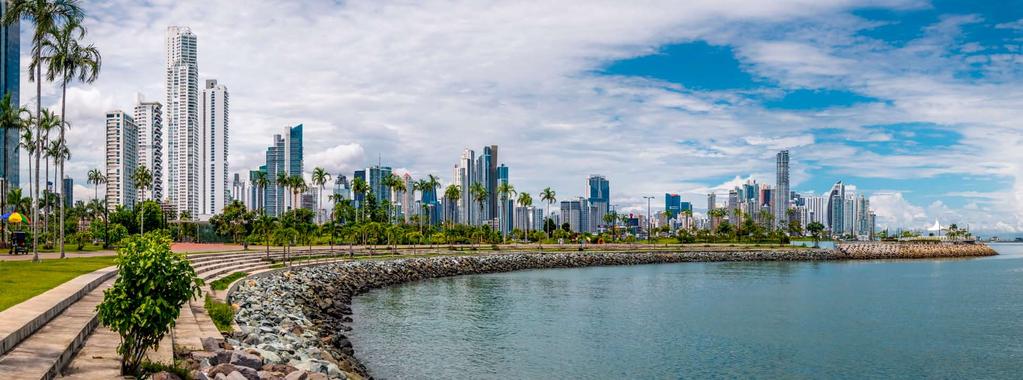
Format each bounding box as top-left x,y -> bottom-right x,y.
348,244 -> 1023,379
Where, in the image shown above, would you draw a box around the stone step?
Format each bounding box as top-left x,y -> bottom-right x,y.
201,262 -> 271,282
172,297 -> 205,353
0,277 -> 115,380
190,256 -> 263,274
0,267 -> 117,358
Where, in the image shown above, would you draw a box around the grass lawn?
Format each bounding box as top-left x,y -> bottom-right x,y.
0,256 -> 117,311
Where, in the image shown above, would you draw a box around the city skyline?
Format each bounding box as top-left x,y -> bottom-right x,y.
13,1 -> 1023,233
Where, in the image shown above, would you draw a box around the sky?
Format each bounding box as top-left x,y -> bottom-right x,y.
16,0 -> 1023,234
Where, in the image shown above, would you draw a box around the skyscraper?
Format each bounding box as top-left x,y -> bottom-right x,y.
134,99 -> 162,201
105,111 -> 138,211
775,150 -> 790,228
402,172 -> 414,222
826,181 -> 845,234
0,3 -> 18,188
62,177 -> 73,208
166,26 -> 199,216
497,164 -> 511,235
200,79 -> 229,216
665,193 -> 681,219
588,174 -> 610,228
456,148 -> 475,224
231,173 -> 246,208
367,165 -> 392,205
483,145 -> 498,224
264,125 -> 303,216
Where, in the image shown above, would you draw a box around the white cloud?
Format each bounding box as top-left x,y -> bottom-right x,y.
8,0 -> 1019,231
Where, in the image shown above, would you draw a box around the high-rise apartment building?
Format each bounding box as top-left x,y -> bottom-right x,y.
264,125 -> 303,216
665,193 -> 681,219
105,111 -> 138,211
560,198 -> 590,233
0,3 -> 18,188
367,165 -> 392,206
133,99 -> 162,201
199,79 -> 229,216
775,150 -> 790,228
826,181 -> 845,234
62,177 -> 73,208
482,145 -> 498,224
456,148 -> 475,225
166,26 -> 199,216
588,174 -> 610,229
401,172 -> 414,222
230,173 -> 246,208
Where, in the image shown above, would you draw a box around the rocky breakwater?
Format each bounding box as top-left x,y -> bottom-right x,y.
836,241 -> 997,259
229,250 -> 836,379
227,246 -> 996,379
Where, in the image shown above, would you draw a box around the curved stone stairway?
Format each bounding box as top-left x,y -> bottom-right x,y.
0,247 -> 347,379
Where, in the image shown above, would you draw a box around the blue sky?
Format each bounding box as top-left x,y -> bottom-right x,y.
22,0 -> 1023,233
592,0 -> 1023,232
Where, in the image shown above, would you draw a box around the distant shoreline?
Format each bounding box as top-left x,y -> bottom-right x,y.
227,245 -> 995,379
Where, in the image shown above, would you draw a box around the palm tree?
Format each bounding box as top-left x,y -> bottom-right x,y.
470,182 -> 487,226
275,171 -> 289,211
251,171 -> 268,214
388,174 -> 407,224
311,167 -> 330,224
253,214 -> 277,259
4,0 -> 84,263
496,182 -> 515,240
517,192 -> 532,240
379,173 -> 398,224
540,187 -> 556,238
443,184 -> 460,228
351,177 -> 369,222
288,175 -> 306,212
87,168 -> 104,201
86,198 -> 108,248
133,165 -> 153,235
40,115 -> 59,247
470,182 -> 487,245
41,15 -> 99,258
48,138 -> 69,256
0,94 -> 29,245
603,210 -> 618,242
423,174 -> 440,226
412,179 -> 426,232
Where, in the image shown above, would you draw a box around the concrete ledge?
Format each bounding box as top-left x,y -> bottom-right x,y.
0,266 -> 117,357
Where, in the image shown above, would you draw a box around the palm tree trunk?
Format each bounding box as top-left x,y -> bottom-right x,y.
31,61 -> 41,263
59,81 -> 67,258
140,190 -> 145,235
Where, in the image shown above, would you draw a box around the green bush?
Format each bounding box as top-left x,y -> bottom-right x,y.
205,295 -> 234,333
96,233 -> 203,376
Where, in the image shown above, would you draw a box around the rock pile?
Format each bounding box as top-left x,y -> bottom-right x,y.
836,242 -> 997,259
177,342 -> 331,380
229,247 -> 996,379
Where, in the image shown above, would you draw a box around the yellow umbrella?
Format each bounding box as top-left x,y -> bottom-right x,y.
8,212 -> 25,224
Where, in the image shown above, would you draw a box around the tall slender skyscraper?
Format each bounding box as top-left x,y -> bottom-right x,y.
588,174 -> 610,227
775,150 -> 790,228
166,26 -> 199,216
200,79 -> 229,216
105,111 -> 138,211
457,148 -> 475,225
134,98 -> 162,201
264,125 -> 302,216
0,2 -> 18,188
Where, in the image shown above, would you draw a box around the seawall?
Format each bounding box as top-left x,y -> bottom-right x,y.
836,242 -> 997,259
227,247 -> 995,379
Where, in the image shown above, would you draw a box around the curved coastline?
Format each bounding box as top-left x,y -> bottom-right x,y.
227,245 -> 995,379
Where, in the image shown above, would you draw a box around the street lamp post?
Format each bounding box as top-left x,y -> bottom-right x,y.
642,196 -> 654,242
